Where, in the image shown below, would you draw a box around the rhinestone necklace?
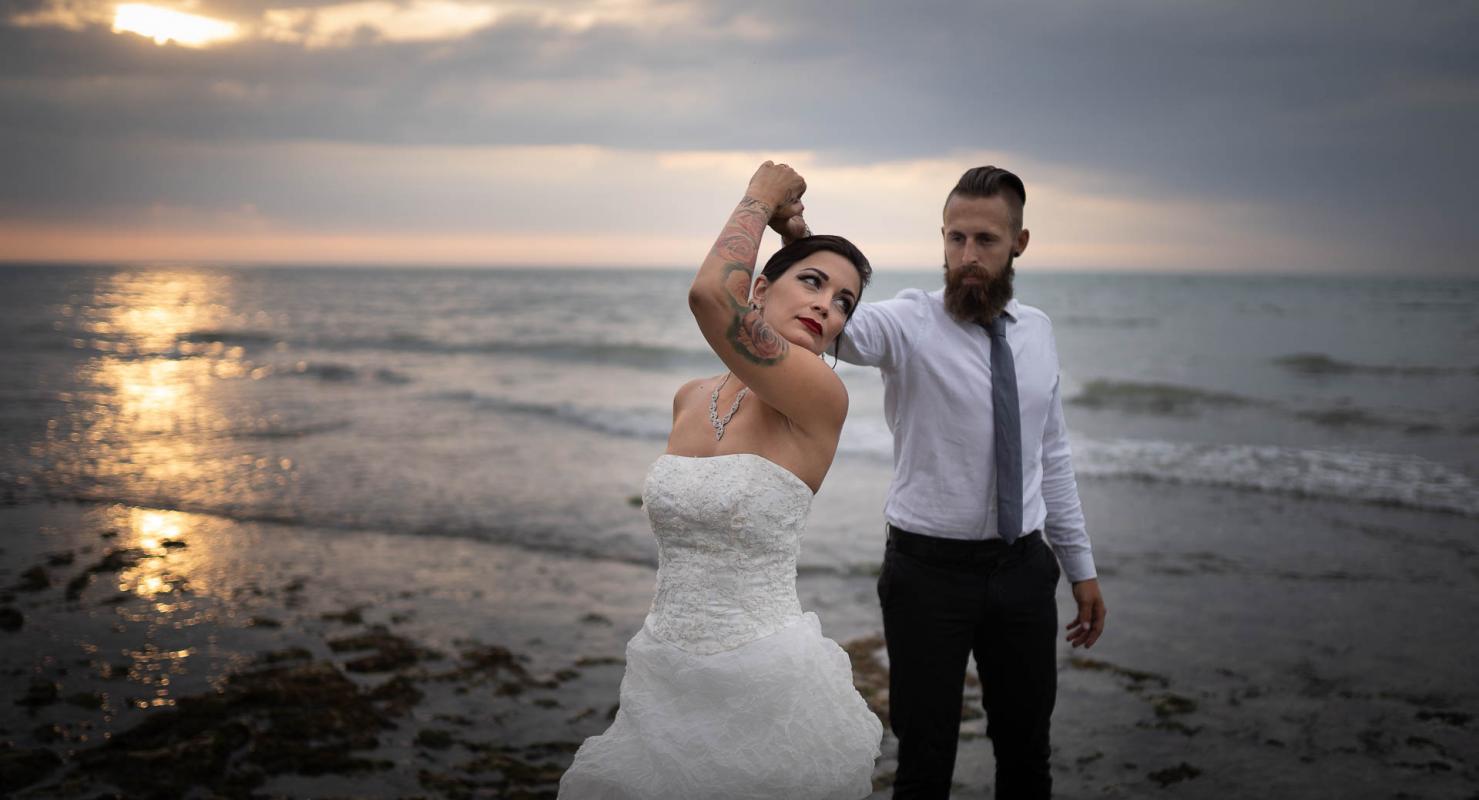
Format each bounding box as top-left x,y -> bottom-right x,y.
708,372 -> 749,440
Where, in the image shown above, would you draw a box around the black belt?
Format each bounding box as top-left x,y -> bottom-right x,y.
887,524 -> 1041,561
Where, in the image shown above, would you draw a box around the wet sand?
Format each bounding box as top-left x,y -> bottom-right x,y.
3,477 -> 1477,798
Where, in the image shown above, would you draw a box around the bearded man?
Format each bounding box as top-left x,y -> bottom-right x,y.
834,166 -> 1107,799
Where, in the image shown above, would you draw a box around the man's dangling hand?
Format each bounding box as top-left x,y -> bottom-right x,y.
1066,578 -> 1106,648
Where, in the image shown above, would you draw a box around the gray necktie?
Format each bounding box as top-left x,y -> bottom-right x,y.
986,316 -> 1022,544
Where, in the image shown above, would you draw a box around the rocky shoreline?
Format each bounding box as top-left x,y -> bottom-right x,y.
0,501 -> 652,798
4,488 -> 1478,798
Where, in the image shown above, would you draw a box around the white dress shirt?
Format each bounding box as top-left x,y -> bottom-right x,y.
838,288 -> 1096,583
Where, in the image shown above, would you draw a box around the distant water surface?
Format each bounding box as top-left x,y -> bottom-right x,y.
1,264 -> 1475,565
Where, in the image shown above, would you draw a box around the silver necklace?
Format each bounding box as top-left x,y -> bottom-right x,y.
709,372 -> 749,441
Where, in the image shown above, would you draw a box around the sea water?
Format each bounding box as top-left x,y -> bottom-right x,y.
2,264 -> 1475,570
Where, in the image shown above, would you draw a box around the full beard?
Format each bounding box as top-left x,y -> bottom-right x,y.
943,255 -> 1015,325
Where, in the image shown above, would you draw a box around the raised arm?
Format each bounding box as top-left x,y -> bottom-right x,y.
687,162 -> 848,437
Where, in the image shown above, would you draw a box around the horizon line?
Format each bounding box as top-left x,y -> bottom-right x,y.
2,259 -> 1473,280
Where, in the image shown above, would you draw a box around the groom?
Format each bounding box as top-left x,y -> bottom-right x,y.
830,166 -> 1106,799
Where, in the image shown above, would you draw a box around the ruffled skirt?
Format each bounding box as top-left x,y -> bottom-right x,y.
558,612 -> 882,799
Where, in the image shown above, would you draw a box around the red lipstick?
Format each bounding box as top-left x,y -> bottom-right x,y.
799,318 -> 823,336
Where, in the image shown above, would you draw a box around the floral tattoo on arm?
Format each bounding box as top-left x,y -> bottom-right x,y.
713,196 -> 789,365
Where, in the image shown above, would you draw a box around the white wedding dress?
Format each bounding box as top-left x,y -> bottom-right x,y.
558,453 -> 882,799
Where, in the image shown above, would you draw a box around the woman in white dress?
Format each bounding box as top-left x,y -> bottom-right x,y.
557,162 -> 883,799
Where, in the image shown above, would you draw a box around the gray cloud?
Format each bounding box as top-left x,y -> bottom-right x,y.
3,1 -> 1476,271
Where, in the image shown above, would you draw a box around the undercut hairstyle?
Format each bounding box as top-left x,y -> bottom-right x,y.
759,234 -> 872,318
946,166 -> 1027,231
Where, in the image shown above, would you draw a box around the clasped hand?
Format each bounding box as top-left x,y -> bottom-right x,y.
748,160 -> 810,244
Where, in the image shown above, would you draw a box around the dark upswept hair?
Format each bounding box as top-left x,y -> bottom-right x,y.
759,234 -> 872,318
946,166 -> 1027,230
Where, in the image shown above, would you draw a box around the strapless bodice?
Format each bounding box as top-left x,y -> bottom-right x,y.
642,454 -> 811,655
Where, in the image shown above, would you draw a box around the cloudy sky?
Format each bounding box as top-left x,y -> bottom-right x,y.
1,0 -> 1475,272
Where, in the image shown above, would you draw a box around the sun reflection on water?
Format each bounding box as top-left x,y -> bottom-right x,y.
39,269 -> 297,508
14,269 -> 328,741
87,503 -> 243,709
135,508 -> 182,550
37,269 -> 280,620
115,508 -> 197,598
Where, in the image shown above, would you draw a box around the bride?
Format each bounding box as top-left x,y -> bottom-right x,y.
557,162 -> 883,799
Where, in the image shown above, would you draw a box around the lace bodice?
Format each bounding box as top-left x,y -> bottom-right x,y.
642,454 -> 811,655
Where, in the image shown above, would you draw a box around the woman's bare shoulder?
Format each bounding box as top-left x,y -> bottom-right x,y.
672,374 -> 722,412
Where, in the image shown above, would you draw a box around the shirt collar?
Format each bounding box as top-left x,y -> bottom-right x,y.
1002,298 -> 1021,322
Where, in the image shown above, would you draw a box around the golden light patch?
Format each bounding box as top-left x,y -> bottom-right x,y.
113,3 -> 238,47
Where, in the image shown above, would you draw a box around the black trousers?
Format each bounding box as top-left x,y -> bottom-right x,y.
878,527 -> 1060,799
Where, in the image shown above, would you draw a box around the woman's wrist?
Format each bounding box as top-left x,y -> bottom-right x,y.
740,191 -> 780,215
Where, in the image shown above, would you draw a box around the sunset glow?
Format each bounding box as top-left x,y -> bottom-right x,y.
0,1 -> 1471,274
112,3 -> 237,47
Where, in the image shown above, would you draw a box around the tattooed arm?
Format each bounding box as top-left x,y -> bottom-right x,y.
687,161 -> 848,440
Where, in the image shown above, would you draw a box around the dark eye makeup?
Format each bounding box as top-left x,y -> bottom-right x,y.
797,268 -> 857,314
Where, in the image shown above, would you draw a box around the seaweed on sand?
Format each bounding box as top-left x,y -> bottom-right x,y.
69,659 -> 408,797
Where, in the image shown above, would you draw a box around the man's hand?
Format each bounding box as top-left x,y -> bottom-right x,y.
769,203 -> 810,246
1066,578 -> 1106,649
745,160 -> 806,211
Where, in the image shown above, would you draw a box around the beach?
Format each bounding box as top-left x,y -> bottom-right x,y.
3,264 -> 1477,797
4,478 -> 1477,798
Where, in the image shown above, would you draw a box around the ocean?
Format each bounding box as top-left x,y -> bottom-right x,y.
2,264 -> 1475,566
3,263 -> 1478,797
